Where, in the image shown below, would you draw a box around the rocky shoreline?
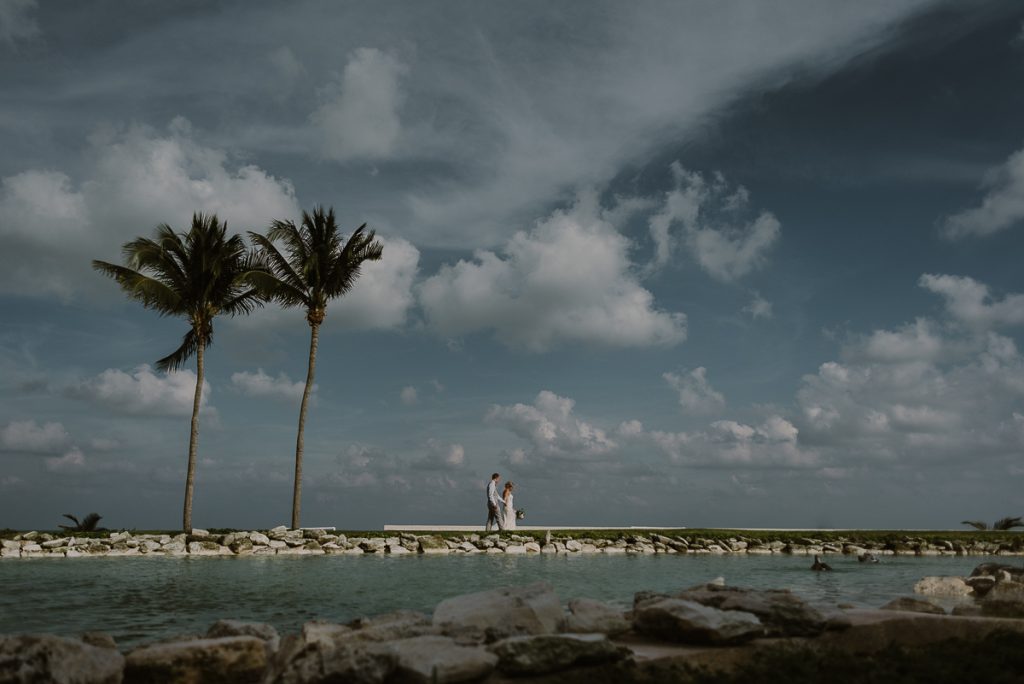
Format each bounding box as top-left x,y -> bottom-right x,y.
3,526 -> 1022,559
4,566 -> 1024,683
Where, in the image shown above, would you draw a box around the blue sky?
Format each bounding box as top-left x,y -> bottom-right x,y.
2,0 -> 1024,530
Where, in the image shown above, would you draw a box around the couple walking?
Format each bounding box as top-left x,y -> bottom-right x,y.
485,472 -> 517,531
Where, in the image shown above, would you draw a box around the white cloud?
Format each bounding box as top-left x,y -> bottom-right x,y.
919,273 -> 1024,328
797,276 -> 1024,465
331,236 -> 419,330
743,291 -> 773,319
419,192 -> 686,352
487,390 -> 617,458
648,163 -> 780,281
413,441 -> 465,470
45,447 -> 86,472
853,318 -> 944,363
663,367 -> 726,414
231,369 -> 309,402
400,386 -> 418,405
646,415 -> 814,468
312,48 -> 407,162
0,0 -> 38,49
941,147 -> 1024,239
70,365 -> 211,417
0,118 -> 299,300
0,420 -> 70,453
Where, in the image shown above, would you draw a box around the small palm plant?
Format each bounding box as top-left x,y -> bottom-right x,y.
93,213 -> 263,533
59,513 -> 102,532
961,517 -> 1024,531
248,206 -> 383,529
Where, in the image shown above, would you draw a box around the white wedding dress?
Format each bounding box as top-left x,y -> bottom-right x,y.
503,494 -> 516,530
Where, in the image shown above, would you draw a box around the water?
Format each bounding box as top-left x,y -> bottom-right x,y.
0,554 -> 1014,648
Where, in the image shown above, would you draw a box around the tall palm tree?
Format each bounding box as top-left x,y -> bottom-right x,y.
93,213 -> 262,533
248,206 -> 383,529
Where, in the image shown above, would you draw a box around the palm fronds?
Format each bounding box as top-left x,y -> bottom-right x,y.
58,513 -> 102,531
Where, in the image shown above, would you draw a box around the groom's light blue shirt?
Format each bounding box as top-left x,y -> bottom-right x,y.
487,480 -> 499,507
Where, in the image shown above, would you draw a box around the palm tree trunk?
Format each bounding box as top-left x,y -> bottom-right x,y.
183,339 -> 205,533
292,322 -> 319,529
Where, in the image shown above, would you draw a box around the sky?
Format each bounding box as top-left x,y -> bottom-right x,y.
2,0 -> 1024,531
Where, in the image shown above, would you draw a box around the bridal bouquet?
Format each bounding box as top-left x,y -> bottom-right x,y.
515,508 -> 525,520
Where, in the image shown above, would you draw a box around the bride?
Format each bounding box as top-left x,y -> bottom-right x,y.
501,482 -> 517,530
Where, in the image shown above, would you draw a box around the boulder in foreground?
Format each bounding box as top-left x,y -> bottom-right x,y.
432,581 -> 563,642
0,634 -> 124,684
634,598 -> 764,645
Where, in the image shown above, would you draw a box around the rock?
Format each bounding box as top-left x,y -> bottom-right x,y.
965,576 -> 997,596
523,542 -> 541,553
971,563 -> 1024,582
125,636 -> 267,683
914,576 -> 972,597
268,525 -> 288,539
387,543 -> 411,555
360,538 -> 387,553
984,580 -> 1024,601
187,540 -> 231,556
418,535 -> 448,554
562,598 -> 631,635
347,610 -> 436,642
229,538 -> 254,554
267,631 -> 396,684
249,532 -> 270,546
207,619 -> 280,652
674,584 -> 827,636
504,544 -> 527,555
634,598 -> 764,645
880,597 -> 946,615
388,635 -> 497,683
433,582 -> 563,642
490,633 -> 630,676
81,632 -> 118,650
0,634 -> 124,683
161,540 -> 187,555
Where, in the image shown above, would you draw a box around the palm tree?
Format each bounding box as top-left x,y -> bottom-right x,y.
961,517 -> 1024,531
248,206 -> 383,529
93,214 -> 262,533
59,513 -> 103,532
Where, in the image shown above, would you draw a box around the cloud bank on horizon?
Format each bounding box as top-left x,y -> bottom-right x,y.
1,0 -> 1023,530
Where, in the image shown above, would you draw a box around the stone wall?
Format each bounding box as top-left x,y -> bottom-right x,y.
2,527 -> 1021,559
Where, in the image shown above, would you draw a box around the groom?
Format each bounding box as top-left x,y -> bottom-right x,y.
485,472 -> 504,532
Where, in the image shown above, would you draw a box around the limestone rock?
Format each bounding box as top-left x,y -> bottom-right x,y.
971,562 -> 1024,582
267,632 -> 396,684
388,635 -> 497,683
490,633 -> 629,676
913,576 -> 972,597
634,598 -> 764,645
347,610 -> 437,642
880,597 -> 946,615
187,540 -> 231,556
433,582 -> 563,642
675,584 -> 827,636
418,535 -> 448,554
249,532 -> 270,546
561,598 -> 631,635
523,542 -> 541,553
0,634 -> 124,684
206,619 -> 280,652
81,632 -> 118,650
125,636 -> 266,683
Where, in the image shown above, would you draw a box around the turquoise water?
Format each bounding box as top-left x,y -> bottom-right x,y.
0,554 -> 1014,648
